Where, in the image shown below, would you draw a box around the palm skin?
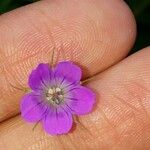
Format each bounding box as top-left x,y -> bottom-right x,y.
0,0 -> 150,150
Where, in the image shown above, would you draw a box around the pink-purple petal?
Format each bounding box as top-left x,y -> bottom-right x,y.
69,86 -> 96,115
54,61 -> 82,83
28,63 -> 51,91
20,93 -> 47,122
42,109 -> 73,135
21,61 -> 96,135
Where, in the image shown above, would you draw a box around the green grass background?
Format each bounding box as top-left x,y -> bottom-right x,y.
0,0 -> 149,54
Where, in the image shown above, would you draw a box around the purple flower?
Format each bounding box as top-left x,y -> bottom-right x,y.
21,61 -> 95,135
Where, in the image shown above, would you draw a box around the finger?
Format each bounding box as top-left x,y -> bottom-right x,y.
0,47 -> 150,149
0,0 -> 136,121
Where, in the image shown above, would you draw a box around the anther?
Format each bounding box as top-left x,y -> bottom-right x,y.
56,87 -> 61,92
48,88 -> 53,95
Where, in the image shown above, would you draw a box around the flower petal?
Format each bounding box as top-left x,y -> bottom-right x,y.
20,93 -> 47,122
69,86 -> 96,115
54,61 -> 82,83
42,109 -> 73,135
28,63 -> 51,91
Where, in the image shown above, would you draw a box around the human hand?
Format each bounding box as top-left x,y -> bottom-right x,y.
0,0 -> 149,149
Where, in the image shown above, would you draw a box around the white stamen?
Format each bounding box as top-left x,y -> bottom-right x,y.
47,97 -> 52,101
56,87 -> 61,92
48,88 -> 53,94
58,95 -> 63,99
46,87 -> 64,105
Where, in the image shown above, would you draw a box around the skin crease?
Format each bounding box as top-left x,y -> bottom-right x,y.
1,0 -> 149,149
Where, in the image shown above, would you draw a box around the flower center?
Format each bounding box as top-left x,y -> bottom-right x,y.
46,87 -> 64,105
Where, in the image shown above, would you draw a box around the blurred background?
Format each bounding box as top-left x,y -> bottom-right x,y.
0,0 -> 149,54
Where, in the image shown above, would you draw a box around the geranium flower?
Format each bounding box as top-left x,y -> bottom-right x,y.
21,61 -> 95,135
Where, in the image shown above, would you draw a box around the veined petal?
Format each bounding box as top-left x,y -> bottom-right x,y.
69,86 -> 96,115
20,93 -> 47,122
28,63 -> 51,91
42,109 -> 73,135
54,61 -> 82,83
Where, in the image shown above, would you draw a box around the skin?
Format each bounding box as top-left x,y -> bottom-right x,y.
0,0 -> 149,149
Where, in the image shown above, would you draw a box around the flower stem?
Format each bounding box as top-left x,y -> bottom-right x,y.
81,76 -> 95,84
32,120 -> 41,131
8,82 -> 30,93
49,47 -> 55,68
